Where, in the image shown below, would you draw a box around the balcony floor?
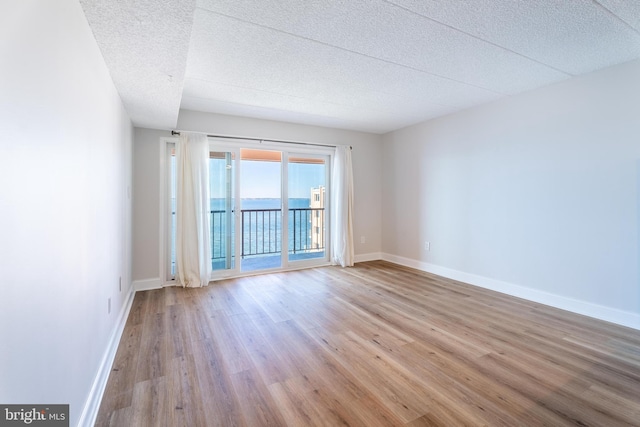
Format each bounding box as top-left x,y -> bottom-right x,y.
212,251 -> 327,273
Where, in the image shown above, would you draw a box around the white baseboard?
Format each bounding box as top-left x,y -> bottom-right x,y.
133,277 -> 162,291
354,252 -> 382,263
78,287 -> 136,427
381,253 -> 640,331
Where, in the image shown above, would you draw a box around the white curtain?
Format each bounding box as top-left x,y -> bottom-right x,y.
175,132 -> 212,287
331,145 -> 354,267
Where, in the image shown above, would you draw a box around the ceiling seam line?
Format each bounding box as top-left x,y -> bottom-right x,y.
381,0 -> 575,77
591,0 -> 640,36
196,7 -> 507,95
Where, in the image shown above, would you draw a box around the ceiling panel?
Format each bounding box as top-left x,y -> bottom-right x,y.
80,0 -> 195,129
180,94 -> 421,134
596,0 -> 640,32
186,10 -> 505,131
387,0 -> 640,75
82,0 -> 640,133
196,0 -> 568,94
188,11 -> 506,103
182,76 -> 460,134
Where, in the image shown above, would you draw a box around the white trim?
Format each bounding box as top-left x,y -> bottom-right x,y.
77,287 -> 136,427
160,137 -> 177,284
354,252 -> 382,263
133,277 -> 162,291
381,253 -> 640,331
281,151 -> 290,268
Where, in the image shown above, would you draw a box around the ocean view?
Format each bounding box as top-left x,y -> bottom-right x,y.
171,197 -> 326,272
223,197 -> 311,210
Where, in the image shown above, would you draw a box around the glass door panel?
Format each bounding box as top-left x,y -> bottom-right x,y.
210,150 -> 236,273
240,149 -> 282,272
288,155 -> 328,263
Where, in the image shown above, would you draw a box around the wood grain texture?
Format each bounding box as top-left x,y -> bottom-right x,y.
97,261 -> 640,426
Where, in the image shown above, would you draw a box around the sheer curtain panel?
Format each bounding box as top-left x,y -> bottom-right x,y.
175,132 -> 212,287
331,145 -> 354,267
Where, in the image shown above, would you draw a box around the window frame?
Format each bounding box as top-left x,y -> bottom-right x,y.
161,137 -> 334,283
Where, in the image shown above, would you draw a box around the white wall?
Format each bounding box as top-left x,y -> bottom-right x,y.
132,110 -> 382,283
382,60 -> 640,328
0,1 -> 133,425
132,128 -> 165,282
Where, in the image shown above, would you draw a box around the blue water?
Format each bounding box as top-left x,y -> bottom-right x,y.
171,198 -> 311,211
171,198 -> 325,272
214,198 -> 311,210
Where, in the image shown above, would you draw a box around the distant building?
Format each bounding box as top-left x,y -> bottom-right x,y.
310,186 -> 325,250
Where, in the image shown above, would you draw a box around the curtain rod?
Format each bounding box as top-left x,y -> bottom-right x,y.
171,130 -> 351,150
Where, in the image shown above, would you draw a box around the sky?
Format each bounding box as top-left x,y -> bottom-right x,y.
209,159 -> 325,199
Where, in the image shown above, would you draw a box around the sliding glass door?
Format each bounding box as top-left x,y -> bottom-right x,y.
167,140 -> 331,281
288,154 -> 328,264
240,149 -> 282,272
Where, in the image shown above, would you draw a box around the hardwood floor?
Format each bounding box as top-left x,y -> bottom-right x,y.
96,261 -> 640,426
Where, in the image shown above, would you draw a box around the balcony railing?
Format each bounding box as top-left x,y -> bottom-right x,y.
241,208 -> 281,257
172,208 -> 325,264
240,207 -> 325,257
289,208 -> 325,254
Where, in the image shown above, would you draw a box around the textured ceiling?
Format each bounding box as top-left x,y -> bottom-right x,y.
82,0 -> 640,133
80,0 -> 196,129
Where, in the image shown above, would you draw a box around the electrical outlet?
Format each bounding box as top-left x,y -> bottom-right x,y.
119,276 -> 122,292
108,298 -> 111,314
425,241 -> 430,251
361,236 -> 366,244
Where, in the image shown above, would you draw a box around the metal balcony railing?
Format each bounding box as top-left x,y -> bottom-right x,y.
173,208 -> 325,264
289,208 -> 325,255
241,208 -> 281,257
239,207 -> 325,257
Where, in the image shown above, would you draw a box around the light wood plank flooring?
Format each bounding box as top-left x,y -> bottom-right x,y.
96,261 -> 640,426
